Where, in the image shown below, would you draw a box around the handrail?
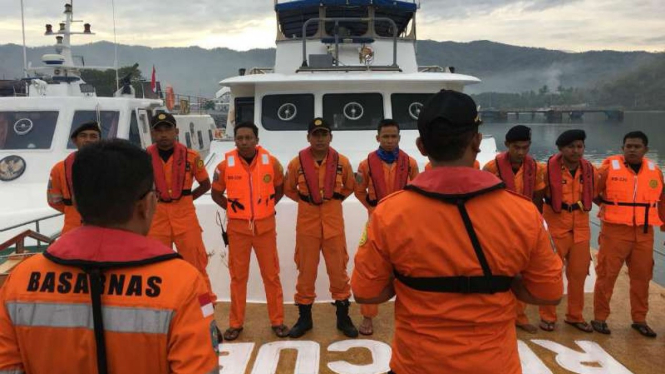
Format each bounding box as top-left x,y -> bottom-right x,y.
300,17 -> 399,69
0,230 -> 54,253
0,213 -> 62,233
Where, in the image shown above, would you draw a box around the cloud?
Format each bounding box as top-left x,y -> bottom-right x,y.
0,0 -> 663,52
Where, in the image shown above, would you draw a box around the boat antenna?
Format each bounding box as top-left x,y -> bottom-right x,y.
111,0 -> 119,91
20,0 -> 28,78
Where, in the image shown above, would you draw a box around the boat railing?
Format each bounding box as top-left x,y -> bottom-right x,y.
248,67 -> 275,75
0,213 -> 62,247
0,230 -> 55,286
298,17 -> 400,72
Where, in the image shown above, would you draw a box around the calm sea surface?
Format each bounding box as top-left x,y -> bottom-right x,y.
481,111 -> 665,286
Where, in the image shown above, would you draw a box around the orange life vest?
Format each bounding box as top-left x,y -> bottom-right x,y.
546,154 -> 594,213
224,147 -> 276,220
63,152 -> 76,205
298,147 -> 342,205
367,149 -> 410,205
496,152 -> 537,198
601,155 -> 663,230
147,143 -> 188,202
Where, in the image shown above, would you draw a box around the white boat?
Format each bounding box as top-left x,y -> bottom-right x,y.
196,0 -> 498,302
0,3 -> 216,243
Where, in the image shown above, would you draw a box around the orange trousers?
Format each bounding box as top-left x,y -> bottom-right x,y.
540,234 -> 590,322
227,219 -> 284,328
594,222 -> 654,323
515,301 -> 531,325
151,229 -> 217,301
361,304 -> 378,318
294,234 -> 351,305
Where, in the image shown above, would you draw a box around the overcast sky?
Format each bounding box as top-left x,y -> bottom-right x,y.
0,0 -> 663,52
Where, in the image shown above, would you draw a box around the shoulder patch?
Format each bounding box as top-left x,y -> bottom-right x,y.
197,159 -> 204,169
355,172 -> 364,184
358,221 -> 369,247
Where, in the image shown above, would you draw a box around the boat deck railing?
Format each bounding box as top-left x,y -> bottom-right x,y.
298,16 -> 400,72
0,213 -> 62,247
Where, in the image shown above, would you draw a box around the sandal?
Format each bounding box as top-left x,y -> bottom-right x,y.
516,323 -> 538,334
565,320 -> 593,333
223,327 -> 243,341
539,320 -> 556,332
272,324 -> 289,338
359,317 -> 374,336
631,323 -> 657,338
591,320 -> 611,335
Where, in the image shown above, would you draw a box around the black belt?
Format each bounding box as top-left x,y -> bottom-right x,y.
394,272 -> 514,294
600,198 -> 653,233
157,189 -> 192,203
366,195 -> 378,207
298,192 -> 345,204
544,197 -> 582,212
63,198 -> 73,206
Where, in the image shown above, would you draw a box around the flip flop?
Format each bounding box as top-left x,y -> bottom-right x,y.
631,323 -> 657,338
591,320 -> 611,335
565,320 -> 593,333
272,324 -> 289,338
539,320 -> 555,332
223,327 -> 243,341
359,318 -> 374,336
516,323 -> 538,334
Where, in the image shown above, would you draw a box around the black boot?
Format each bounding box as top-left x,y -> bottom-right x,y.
334,299 -> 358,338
289,303 -> 313,338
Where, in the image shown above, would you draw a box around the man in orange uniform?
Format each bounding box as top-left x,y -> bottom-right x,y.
285,117 -> 358,338
0,139 -> 219,374
211,122 -> 288,340
482,124 -> 546,333
147,113 -> 216,300
354,119 -> 419,335
47,121 -> 101,234
592,131 -> 665,337
352,90 -> 563,374
539,130 -> 597,333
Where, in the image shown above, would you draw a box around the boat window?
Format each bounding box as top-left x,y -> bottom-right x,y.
67,111 -> 120,149
185,132 -> 192,149
197,130 -> 204,149
128,110 -> 141,147
324,7 -> 369,37
391,93 -> 435,129
235,97 -> 255,125
262,94 -> 314,131
323,93 -> 384,130
0,111 -> 59,150
208,129 -> 213,142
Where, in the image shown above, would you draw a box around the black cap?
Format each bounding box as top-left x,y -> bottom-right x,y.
70,121 -> 101,139
505,125 -> 532,142
308,117 -> 332,134
417,89 -> 480,137
151,112 -> 177,129
556,129 -> 586,147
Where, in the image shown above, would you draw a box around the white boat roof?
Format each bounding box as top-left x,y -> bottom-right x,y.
220,72 -> 481,86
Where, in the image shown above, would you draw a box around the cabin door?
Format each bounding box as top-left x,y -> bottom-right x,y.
136,109 -> 153,148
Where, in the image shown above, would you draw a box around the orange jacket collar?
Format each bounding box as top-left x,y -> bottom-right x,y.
410,167 -> 504,198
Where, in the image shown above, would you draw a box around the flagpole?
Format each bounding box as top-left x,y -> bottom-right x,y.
20,0 -> 28,78
111,0 -> 119,91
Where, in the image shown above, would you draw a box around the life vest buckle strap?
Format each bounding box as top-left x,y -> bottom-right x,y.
393,271 -> 514,294
62,198 -> 73,206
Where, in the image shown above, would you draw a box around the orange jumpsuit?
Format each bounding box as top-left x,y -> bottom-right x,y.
355,153 -> 419,318
539,159 -> 599,323
285,150 -> 355,305
212,148 -> 285,328
593,156 -> 665,323
47,158 -> 82,234
352,167 -> 563,374
483,158 -> 546,326
0,226 -> 218,374
148,148 -> 216,300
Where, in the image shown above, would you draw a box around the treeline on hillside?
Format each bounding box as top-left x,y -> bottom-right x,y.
472,54 -> 665,110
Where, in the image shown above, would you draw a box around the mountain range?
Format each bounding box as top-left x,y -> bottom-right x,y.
0,40 -> 661,97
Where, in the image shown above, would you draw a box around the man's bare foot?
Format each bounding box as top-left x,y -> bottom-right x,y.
517,323 -> 538,334
359,317 -> 374,336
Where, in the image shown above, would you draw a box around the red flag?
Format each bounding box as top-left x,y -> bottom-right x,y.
150,65 -> 157,93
